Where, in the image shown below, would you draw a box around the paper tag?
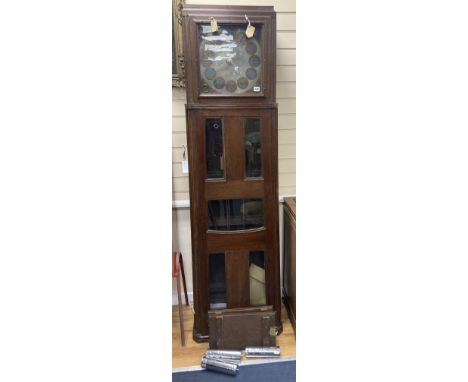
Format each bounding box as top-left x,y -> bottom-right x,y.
182,160 -> 189,174
246,23 -> 255,38
210,17 -> 218,33
244,14 -> 255,38
245,22 -> 255,38
253,86 -> 261,92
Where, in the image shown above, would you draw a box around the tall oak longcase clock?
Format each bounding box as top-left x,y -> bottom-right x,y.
181,5 -> 281,342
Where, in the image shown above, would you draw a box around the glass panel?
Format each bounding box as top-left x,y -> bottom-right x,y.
208,199 -> 264,231
198,24 -> 262,95
245,118 -> 262,177
249,251 -> 266,306
209,253 -> 227,309
205,118 -> 224,179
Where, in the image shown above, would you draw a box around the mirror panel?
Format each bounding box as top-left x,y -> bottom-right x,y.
205,118 -> 224,179
245,118 -> 262,178
209,253 -> 227,309
207,199 -> 264,231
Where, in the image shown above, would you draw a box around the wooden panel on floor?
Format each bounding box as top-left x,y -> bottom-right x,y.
172,302 -> 296,368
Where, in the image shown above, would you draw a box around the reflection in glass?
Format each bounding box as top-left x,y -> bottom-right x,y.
198,24 -> 263,95
245,118 -> 262,177
205,119 -> 224,178
207,199 -> 264,231
249,251 -> 266,306
209,253 -> 226,309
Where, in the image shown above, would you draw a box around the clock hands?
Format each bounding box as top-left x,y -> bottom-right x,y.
225,57 -> 241,76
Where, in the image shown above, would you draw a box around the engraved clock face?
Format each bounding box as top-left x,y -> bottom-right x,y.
198,24 -> 262,95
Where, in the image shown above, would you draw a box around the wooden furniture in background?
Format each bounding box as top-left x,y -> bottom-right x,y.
173,251 -> 189,346
181,5 -> 281,343
282,197 -> 296,332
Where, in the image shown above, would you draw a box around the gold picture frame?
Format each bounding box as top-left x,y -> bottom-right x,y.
172,0 -> 185,87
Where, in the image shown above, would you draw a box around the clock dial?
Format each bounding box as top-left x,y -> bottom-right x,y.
198,24 -> 262,95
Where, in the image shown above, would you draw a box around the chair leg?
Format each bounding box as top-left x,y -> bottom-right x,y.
179,254 -> 189,306
176,273 -> 186,346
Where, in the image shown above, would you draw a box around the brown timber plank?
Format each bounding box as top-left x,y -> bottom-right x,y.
206,229 -> 266,252
224,117 -> 244,181
205,180 -> 264,200
226,250 -> 250,308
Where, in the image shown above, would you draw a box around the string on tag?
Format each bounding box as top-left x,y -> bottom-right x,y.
245,14 -> 255,38
210,16 -> 219,33
182,145 -> 186,160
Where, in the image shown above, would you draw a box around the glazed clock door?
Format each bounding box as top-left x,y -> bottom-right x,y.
182,5 -> 276,104
198,23 -> 263,96
187,107 -> 280,336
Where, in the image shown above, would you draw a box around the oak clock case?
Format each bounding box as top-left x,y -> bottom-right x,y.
182,5 -> 281,343
182,5 -> 276,105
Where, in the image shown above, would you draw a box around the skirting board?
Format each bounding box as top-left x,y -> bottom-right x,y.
172,195 -> 295,209
172,291 -> 194,305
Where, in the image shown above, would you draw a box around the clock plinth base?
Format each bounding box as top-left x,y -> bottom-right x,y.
192,327 -> 209,343
275,322 -> 283,336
